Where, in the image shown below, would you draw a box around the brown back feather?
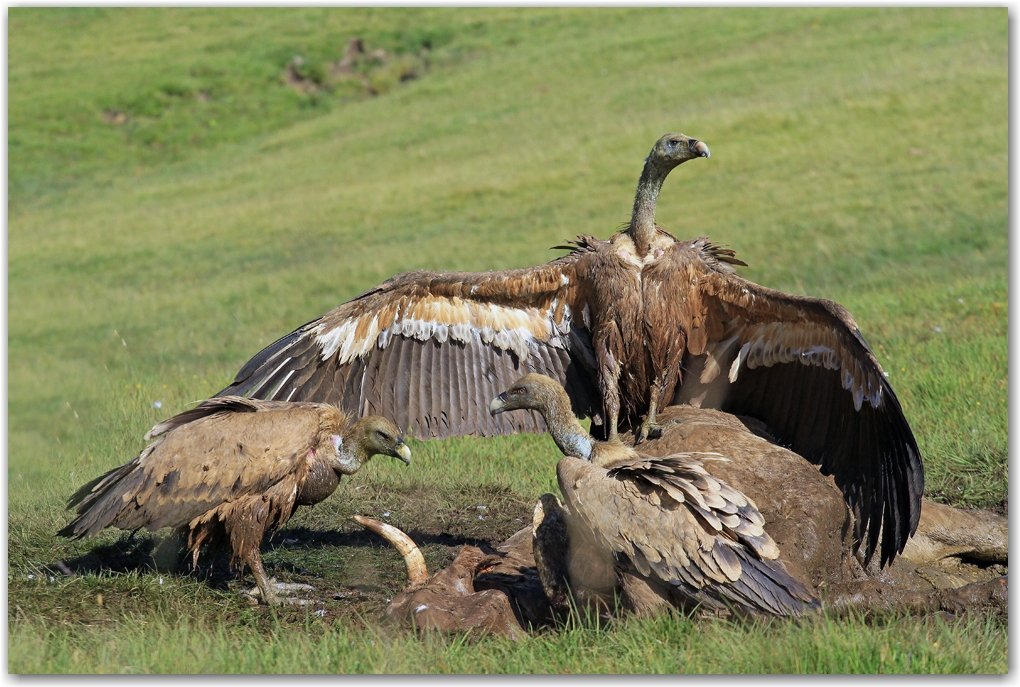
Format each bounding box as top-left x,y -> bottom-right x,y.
59,402 -> 339,540
557,454 -> 818,616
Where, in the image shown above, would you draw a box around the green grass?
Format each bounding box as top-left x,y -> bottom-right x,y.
8,7 -> 1007,674
9,611 -> 1006,674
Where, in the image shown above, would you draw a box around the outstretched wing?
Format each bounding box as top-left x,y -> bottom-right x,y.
557,453 -> 818,616
59,400 -> 325,538
217,250 -> 602,438
677,244 -> 924,567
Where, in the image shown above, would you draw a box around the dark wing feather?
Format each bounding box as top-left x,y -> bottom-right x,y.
678,254 -> 924,567
216,251 -> 602,438
660,544 -> 817,617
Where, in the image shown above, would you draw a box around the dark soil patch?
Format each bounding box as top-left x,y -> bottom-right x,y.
285,36 -> 426,98
102,109 -> 128,125
23,482 -> 536,628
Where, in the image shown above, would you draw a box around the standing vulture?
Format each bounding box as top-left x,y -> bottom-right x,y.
215,132 -> 923,567
489,373 -> 819,617
58,396 -> 411,604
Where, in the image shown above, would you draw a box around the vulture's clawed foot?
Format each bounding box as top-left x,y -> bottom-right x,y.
635,418 -> 681,444
244,578 -> 318,606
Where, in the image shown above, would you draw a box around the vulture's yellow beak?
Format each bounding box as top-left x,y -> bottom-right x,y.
395,440 -> 412,465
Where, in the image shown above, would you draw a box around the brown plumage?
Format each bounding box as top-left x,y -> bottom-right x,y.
215,132 -> 922,567
58,396 -> 411,604
490,373 -> 818,617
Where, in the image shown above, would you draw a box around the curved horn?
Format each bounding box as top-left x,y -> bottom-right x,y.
352,515 -> 428,590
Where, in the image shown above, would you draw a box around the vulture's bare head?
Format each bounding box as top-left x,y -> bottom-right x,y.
647,132 -> 710,169
489,373 -> 566,416
337,415 -> 411,474
490,374 -> 593,459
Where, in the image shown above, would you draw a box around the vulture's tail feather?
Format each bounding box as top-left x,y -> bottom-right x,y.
57,457 -> 145,539
723,546 -> 819,616
666,545 -> 818,617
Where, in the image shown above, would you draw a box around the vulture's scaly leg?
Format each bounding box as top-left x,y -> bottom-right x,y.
243,554 -> 317,605
597,379 -> 622,442
152,526 -> 187,573
246,551 -> 280,605
595,324 -> 624,442
599,361 -> 622,442
607,409 -> 620,442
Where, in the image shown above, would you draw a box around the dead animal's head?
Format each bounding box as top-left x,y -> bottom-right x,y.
353,515 -> 524,638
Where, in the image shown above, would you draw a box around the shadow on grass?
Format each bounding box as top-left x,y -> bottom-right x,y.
48,525 -> 504,589
266,525 -> 503,554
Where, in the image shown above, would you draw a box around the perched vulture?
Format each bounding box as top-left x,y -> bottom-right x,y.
58,397 -> 411,604
216,132 -> 923,566
490,373 -> 819,617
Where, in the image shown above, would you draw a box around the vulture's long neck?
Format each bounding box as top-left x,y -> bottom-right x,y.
535,389 -> 593,461
335,428 -> 370,474
628,159 -> 675,258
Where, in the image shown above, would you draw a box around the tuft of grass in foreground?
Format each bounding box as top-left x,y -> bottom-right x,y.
9,7 -> 1006,674
9,611 -> 1006,674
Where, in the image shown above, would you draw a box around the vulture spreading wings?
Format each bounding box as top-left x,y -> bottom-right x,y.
217,133 -> 924,567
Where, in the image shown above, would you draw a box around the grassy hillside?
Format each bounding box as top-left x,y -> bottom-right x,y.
8,7 -> 1007,674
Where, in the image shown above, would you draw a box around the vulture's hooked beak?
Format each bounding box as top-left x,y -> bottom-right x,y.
395,440 -> 412,465
489,392 -> 508,416
690,139 -> 710,158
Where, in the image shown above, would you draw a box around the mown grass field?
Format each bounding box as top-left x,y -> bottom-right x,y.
8,8 -> 1007,674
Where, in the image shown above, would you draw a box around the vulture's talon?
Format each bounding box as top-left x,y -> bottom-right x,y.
246,581 -> 318,598
245,580 -> 318,605
271,581 -> 318,595
636,418 -> 678,444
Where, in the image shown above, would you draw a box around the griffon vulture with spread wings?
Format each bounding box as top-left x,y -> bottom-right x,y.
216,133 -> 924,567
